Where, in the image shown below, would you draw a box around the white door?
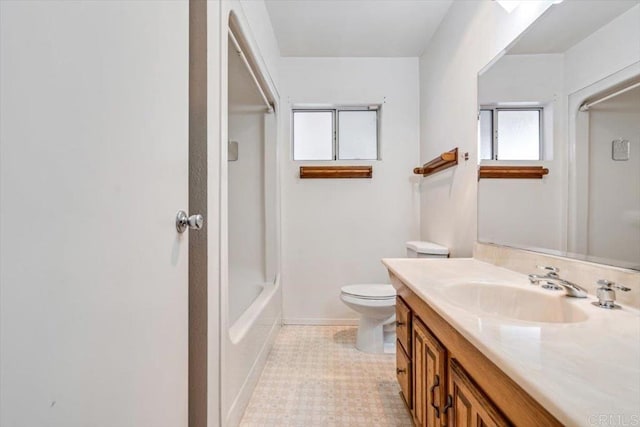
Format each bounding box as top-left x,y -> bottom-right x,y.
0,2 -> 189,426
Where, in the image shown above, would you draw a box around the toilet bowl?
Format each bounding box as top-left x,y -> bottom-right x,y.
340,284 -> 397,354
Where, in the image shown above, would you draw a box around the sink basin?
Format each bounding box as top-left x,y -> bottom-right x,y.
441,283 -> 589,323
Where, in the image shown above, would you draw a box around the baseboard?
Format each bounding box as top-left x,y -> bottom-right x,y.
283,318 -> 359,326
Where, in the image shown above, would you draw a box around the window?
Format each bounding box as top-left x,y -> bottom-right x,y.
292,107 -> 379,160
478,107 -> 542,160
292,111 -> 334,160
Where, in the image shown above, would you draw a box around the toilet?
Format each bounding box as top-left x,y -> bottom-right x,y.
340,241 -> 449,354
341,284 -> 397,354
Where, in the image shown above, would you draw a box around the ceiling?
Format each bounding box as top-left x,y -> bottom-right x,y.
265,0 -> 453,57
508,0 -> 639,55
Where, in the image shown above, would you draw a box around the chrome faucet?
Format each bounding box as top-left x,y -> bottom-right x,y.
528,266 -> 588,298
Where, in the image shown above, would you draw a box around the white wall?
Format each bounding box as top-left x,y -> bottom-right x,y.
418,1 -> 552,256
477,54 -> 566,251
280,57 -> 420,324
228,112 -> 266,324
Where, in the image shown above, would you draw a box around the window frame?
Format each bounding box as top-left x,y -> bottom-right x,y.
479,106 -> 543,161
292,106 -> 380,161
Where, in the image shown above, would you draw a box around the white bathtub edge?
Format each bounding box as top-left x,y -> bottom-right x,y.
228,280 -> 278,344
225,314 -> 281,427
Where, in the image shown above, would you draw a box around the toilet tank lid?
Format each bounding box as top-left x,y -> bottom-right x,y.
406,240 -> 449,255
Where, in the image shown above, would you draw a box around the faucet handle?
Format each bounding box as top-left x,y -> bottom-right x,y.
537,265 -> 559,276
594,280 -> 630,309
597,279 -> 631,292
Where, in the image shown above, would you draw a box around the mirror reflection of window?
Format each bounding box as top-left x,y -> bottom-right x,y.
497,109 -> 541,160
478,107 -> 541,160
478,110 -> 493,161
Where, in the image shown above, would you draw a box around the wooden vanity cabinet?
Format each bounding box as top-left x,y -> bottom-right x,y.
393,283 -> 561,427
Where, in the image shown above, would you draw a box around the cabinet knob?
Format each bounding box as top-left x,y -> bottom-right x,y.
396,320 -> 405,327
396,368 -> 406,375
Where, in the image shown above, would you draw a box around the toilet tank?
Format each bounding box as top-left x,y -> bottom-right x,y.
406,241 -> 449,258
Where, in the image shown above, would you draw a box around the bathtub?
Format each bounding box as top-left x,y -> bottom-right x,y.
223,12 -> 281,423
222,275 -> 282,426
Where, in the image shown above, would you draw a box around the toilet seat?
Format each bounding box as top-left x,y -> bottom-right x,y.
341,284 -> 396,300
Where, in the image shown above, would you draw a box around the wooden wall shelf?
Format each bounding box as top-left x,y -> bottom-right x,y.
478,166 -> 549,180
413,148 -> 458,177
299,165 -> 373,179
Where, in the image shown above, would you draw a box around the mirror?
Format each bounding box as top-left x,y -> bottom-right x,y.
477,1 -> 640,270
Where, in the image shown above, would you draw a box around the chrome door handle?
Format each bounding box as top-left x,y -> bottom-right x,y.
176,210 -> 204,233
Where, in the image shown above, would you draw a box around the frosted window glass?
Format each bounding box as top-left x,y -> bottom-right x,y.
293,111 -> 333,160
337,111 -> 378,160
479,110 -> 493,160
497,110 -> 540,160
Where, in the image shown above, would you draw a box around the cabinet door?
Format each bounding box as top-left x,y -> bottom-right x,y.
413,317 -> 447,427
446,359 -> 511,427
397,343 -> 412,410
396,296 -> 412,355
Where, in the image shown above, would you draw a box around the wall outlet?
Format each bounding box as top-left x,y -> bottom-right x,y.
612,139 -> 629,161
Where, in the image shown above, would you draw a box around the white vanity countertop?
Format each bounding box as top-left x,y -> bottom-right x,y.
382,258 -> 640,427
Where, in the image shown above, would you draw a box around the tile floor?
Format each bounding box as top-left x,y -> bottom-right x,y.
240,325 -> 413,427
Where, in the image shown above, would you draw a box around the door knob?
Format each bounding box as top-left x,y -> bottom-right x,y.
176,210 -> 204,233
